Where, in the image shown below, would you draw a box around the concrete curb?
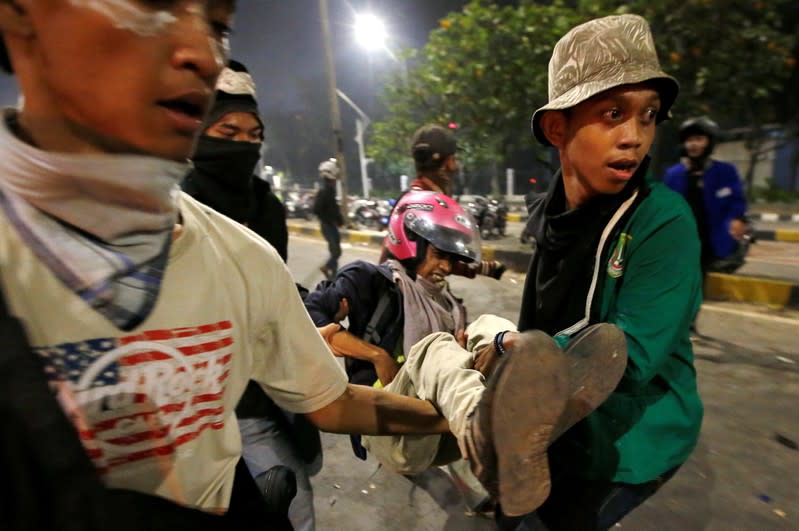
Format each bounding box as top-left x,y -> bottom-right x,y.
748,212 -> 799,223
288,224 -> 384,246
704,273 -> 799,309
289,222 -> 799,310
753,229 -> 799,242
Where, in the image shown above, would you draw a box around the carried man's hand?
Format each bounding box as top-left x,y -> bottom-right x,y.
473,342 -> 500,377
455,329 -> 468,349
374,351 -> 401,386
473,331 -> 520,377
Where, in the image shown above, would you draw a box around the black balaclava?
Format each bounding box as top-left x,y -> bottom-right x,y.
190,136 -> 261,222
184,60 -> 264,223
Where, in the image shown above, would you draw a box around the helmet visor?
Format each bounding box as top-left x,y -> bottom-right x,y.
404,209 -> 482,263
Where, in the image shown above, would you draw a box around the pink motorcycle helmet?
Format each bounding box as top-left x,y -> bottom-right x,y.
385,190 -> 481,265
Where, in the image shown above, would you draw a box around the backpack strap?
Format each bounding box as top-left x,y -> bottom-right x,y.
361,284 -> 398,347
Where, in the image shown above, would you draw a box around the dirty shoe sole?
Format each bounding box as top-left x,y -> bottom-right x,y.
491,330 -> 569,517
554,324 -> 628,440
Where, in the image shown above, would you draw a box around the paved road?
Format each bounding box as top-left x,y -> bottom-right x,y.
500,221 -> 799,282
286,236 -> 799,531
289,216 -> 799,283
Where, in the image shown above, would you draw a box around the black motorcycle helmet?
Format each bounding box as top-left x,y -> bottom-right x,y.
679,116 -> 720,155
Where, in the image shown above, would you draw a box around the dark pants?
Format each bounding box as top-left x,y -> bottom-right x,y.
320,222 -> 341,273
229,458 -> 294,530
497,467 -> 679,531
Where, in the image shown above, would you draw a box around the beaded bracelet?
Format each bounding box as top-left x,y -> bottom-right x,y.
493,330 -> 511,357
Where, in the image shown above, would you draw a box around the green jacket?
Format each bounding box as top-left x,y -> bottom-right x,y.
551,182 -> 704,484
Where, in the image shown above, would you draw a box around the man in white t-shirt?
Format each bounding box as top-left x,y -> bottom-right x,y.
0,1 -> 448,523
0,2 -> 607,527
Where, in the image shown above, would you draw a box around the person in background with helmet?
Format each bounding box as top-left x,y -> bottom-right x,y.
664,116 -> 749,273
306,190 -> 481,391
304,190 -> 628,518
379,123 -> 506,280
182,60 -> 318,531
314,158 -> 344,279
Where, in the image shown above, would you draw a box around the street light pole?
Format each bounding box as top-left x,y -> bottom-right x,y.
319,0 -> 348,215
336,89 -> 371,198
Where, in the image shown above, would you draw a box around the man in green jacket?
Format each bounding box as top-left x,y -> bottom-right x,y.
505,14 -> 704,530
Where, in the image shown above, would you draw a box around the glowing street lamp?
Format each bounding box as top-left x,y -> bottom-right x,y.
348,12 -> 410,196
354,13 -> 388,52
353,12 -> 407,84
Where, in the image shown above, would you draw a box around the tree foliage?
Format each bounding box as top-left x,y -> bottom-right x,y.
368,1 -> 588,179
592,0 -> 798,192
368,0 -> 797,184
589,0 -> 797,126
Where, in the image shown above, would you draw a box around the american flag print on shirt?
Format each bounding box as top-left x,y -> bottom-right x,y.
35,321 -> 234,474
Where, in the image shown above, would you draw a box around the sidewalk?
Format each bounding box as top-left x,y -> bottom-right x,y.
288,220 -> 799,310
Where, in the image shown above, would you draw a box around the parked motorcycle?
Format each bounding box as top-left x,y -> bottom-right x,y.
462,196 -> 508,240
484,199 -> 508,239
348,199 -> 381,229
284,191 -> 313,220
463,195 -> 488,229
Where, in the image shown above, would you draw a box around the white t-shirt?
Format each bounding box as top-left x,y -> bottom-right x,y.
0,192 -> 348,510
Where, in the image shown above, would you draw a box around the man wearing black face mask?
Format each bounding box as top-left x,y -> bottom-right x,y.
182,61 -> 315,530
183,60 -> 288,261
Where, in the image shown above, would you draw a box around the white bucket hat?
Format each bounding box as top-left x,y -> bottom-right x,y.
531,14 -> 679,146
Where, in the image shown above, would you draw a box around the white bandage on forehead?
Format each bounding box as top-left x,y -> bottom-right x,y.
68,0 -> 178,37
215,68 -> 257,98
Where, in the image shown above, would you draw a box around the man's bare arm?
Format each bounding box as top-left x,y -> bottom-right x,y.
305,384 -> 449,436
326,328 -> 386,362
320,324 -> 401,386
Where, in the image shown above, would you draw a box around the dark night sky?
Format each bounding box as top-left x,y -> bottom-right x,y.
0,1 -> 471,184
0,0 -> 468,120
229,0 -> 472,182
231,0 -> 469,113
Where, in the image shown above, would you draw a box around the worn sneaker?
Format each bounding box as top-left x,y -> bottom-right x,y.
491,331 -> 570,516
464,324 -> 628,517
553,323 -> 628,439
462,332 -> 569,515
464,330 -> 569,517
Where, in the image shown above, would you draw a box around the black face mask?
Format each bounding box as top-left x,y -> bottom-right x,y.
192,135 -> 262,191
184,136 -> 262,223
